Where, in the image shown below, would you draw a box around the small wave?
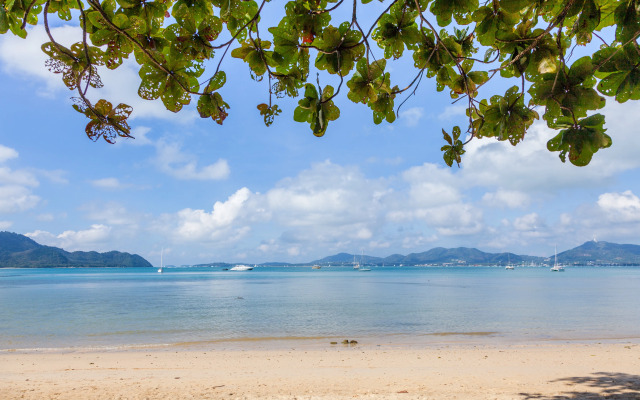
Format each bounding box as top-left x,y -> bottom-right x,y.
426,331 -> 499,337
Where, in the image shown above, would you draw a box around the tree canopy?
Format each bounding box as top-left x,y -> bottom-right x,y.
1,0 -> 638,166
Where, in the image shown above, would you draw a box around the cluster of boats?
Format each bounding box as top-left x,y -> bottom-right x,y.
158,247 -> 565,273
505,247 -> 565,271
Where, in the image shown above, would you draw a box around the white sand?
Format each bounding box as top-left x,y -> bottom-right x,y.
1,340 -> 639,399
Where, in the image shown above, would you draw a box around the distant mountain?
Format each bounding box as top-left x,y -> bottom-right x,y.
0,231 -> 153,268
312,241 -> 640,266
557,241 -> 640,264
312,247 -> 542,265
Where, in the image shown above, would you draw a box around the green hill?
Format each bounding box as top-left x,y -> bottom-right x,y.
557,241 -> 640,264
0,231 -> 152,268
312,247 -> 541,265
311,241 -> 640,266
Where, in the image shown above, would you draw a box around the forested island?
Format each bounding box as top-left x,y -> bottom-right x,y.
0,232 -> 152,268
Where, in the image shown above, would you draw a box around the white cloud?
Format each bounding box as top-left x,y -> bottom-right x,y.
402,163 -> 460,204
513,213 -> 546,232
0,145 -> 18,163
438,105 -> 466,120
36,213 -> 55,222
264,161 -> 387,242
36,169 -> 68,184
597,191 -> 640,223
399,107 -> 424,127
588,102 -> 640,172
559,213 -> 572,227
369,240 -> 391,249
387,163 -> 483,235
520,191 -> 640,252
0,25 -> 77,94
91,177 -> 131,190
0,146 -> 40,214
401,233 -> 438,249
460,101 -> 640,194
58,224 -> 111,244
163,161 -> 396,258
0,166 -> 39,187
173,187 -> 254,242
122,126 -> 153,146
0,220 -> 12,229
482,189 -> 530,209
154,140 -> 230,180
83,202 -> 141,227
460,122 -> 571,191
27,224 -> 112,251
422,204 -> 484,235
0,186 -> 40,213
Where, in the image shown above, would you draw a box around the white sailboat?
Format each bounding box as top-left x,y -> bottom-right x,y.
505,254 -> 514,270
158,248 -> 164,273
353,254 -> 360,269
550,246 -> 564,272
359,250 -> 371,271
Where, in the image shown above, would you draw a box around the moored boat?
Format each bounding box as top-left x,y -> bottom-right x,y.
230,264 -> 253,271
551,246 -> 564,272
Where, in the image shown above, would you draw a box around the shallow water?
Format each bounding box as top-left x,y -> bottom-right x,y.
1,266 -> 639,350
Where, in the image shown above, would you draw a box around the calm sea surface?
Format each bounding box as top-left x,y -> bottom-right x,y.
1,266 -> 639,351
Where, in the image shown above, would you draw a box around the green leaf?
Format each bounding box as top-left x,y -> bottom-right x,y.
347,58 -> 389,104
499,0 -> 530,13
595,44 -> 640,103
206,71 -> 226,92
529,59 -> 606,128
476,86 -> 539,145
231,39 -> 273,78
430,0 -> 478,26
571,0 -> 600,45
294,83 -> 340,137
314,23 -> 365,75
441,126 -> 465,167
138,63 -> 168,100
442,128 -> 453,145
615,0 -> 640,43
547,114 -> 611,166
198,92 -> 230,125
269,23 -> 302,74
372,2 -> 420,59
0,7 -> 9,33
257,103 -> 282,126
76,98 -> 133,144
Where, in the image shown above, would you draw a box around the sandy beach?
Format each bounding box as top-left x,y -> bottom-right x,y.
1,340 -> 639,399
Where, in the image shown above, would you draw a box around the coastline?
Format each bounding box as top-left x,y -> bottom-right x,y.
4,329 -> 640,354
2,339 -> 639,399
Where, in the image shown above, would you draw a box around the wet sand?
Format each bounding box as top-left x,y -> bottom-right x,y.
1,340 -> 639,399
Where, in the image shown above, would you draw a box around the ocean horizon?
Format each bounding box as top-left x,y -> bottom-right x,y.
1,265 -> 639,352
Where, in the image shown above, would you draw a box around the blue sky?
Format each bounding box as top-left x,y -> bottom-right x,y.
2,22 -> 640,267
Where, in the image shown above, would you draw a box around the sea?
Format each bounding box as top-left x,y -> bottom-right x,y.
1,265 -> 639,351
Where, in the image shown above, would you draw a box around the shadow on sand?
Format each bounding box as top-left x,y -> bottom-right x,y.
520,372 -> 640,399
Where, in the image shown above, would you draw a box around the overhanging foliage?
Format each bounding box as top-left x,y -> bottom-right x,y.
1,0 -> 639,166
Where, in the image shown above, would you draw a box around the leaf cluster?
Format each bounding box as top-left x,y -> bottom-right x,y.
4,0 -> 640,167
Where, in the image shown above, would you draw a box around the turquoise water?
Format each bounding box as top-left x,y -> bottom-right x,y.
1,266 -> 639,350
